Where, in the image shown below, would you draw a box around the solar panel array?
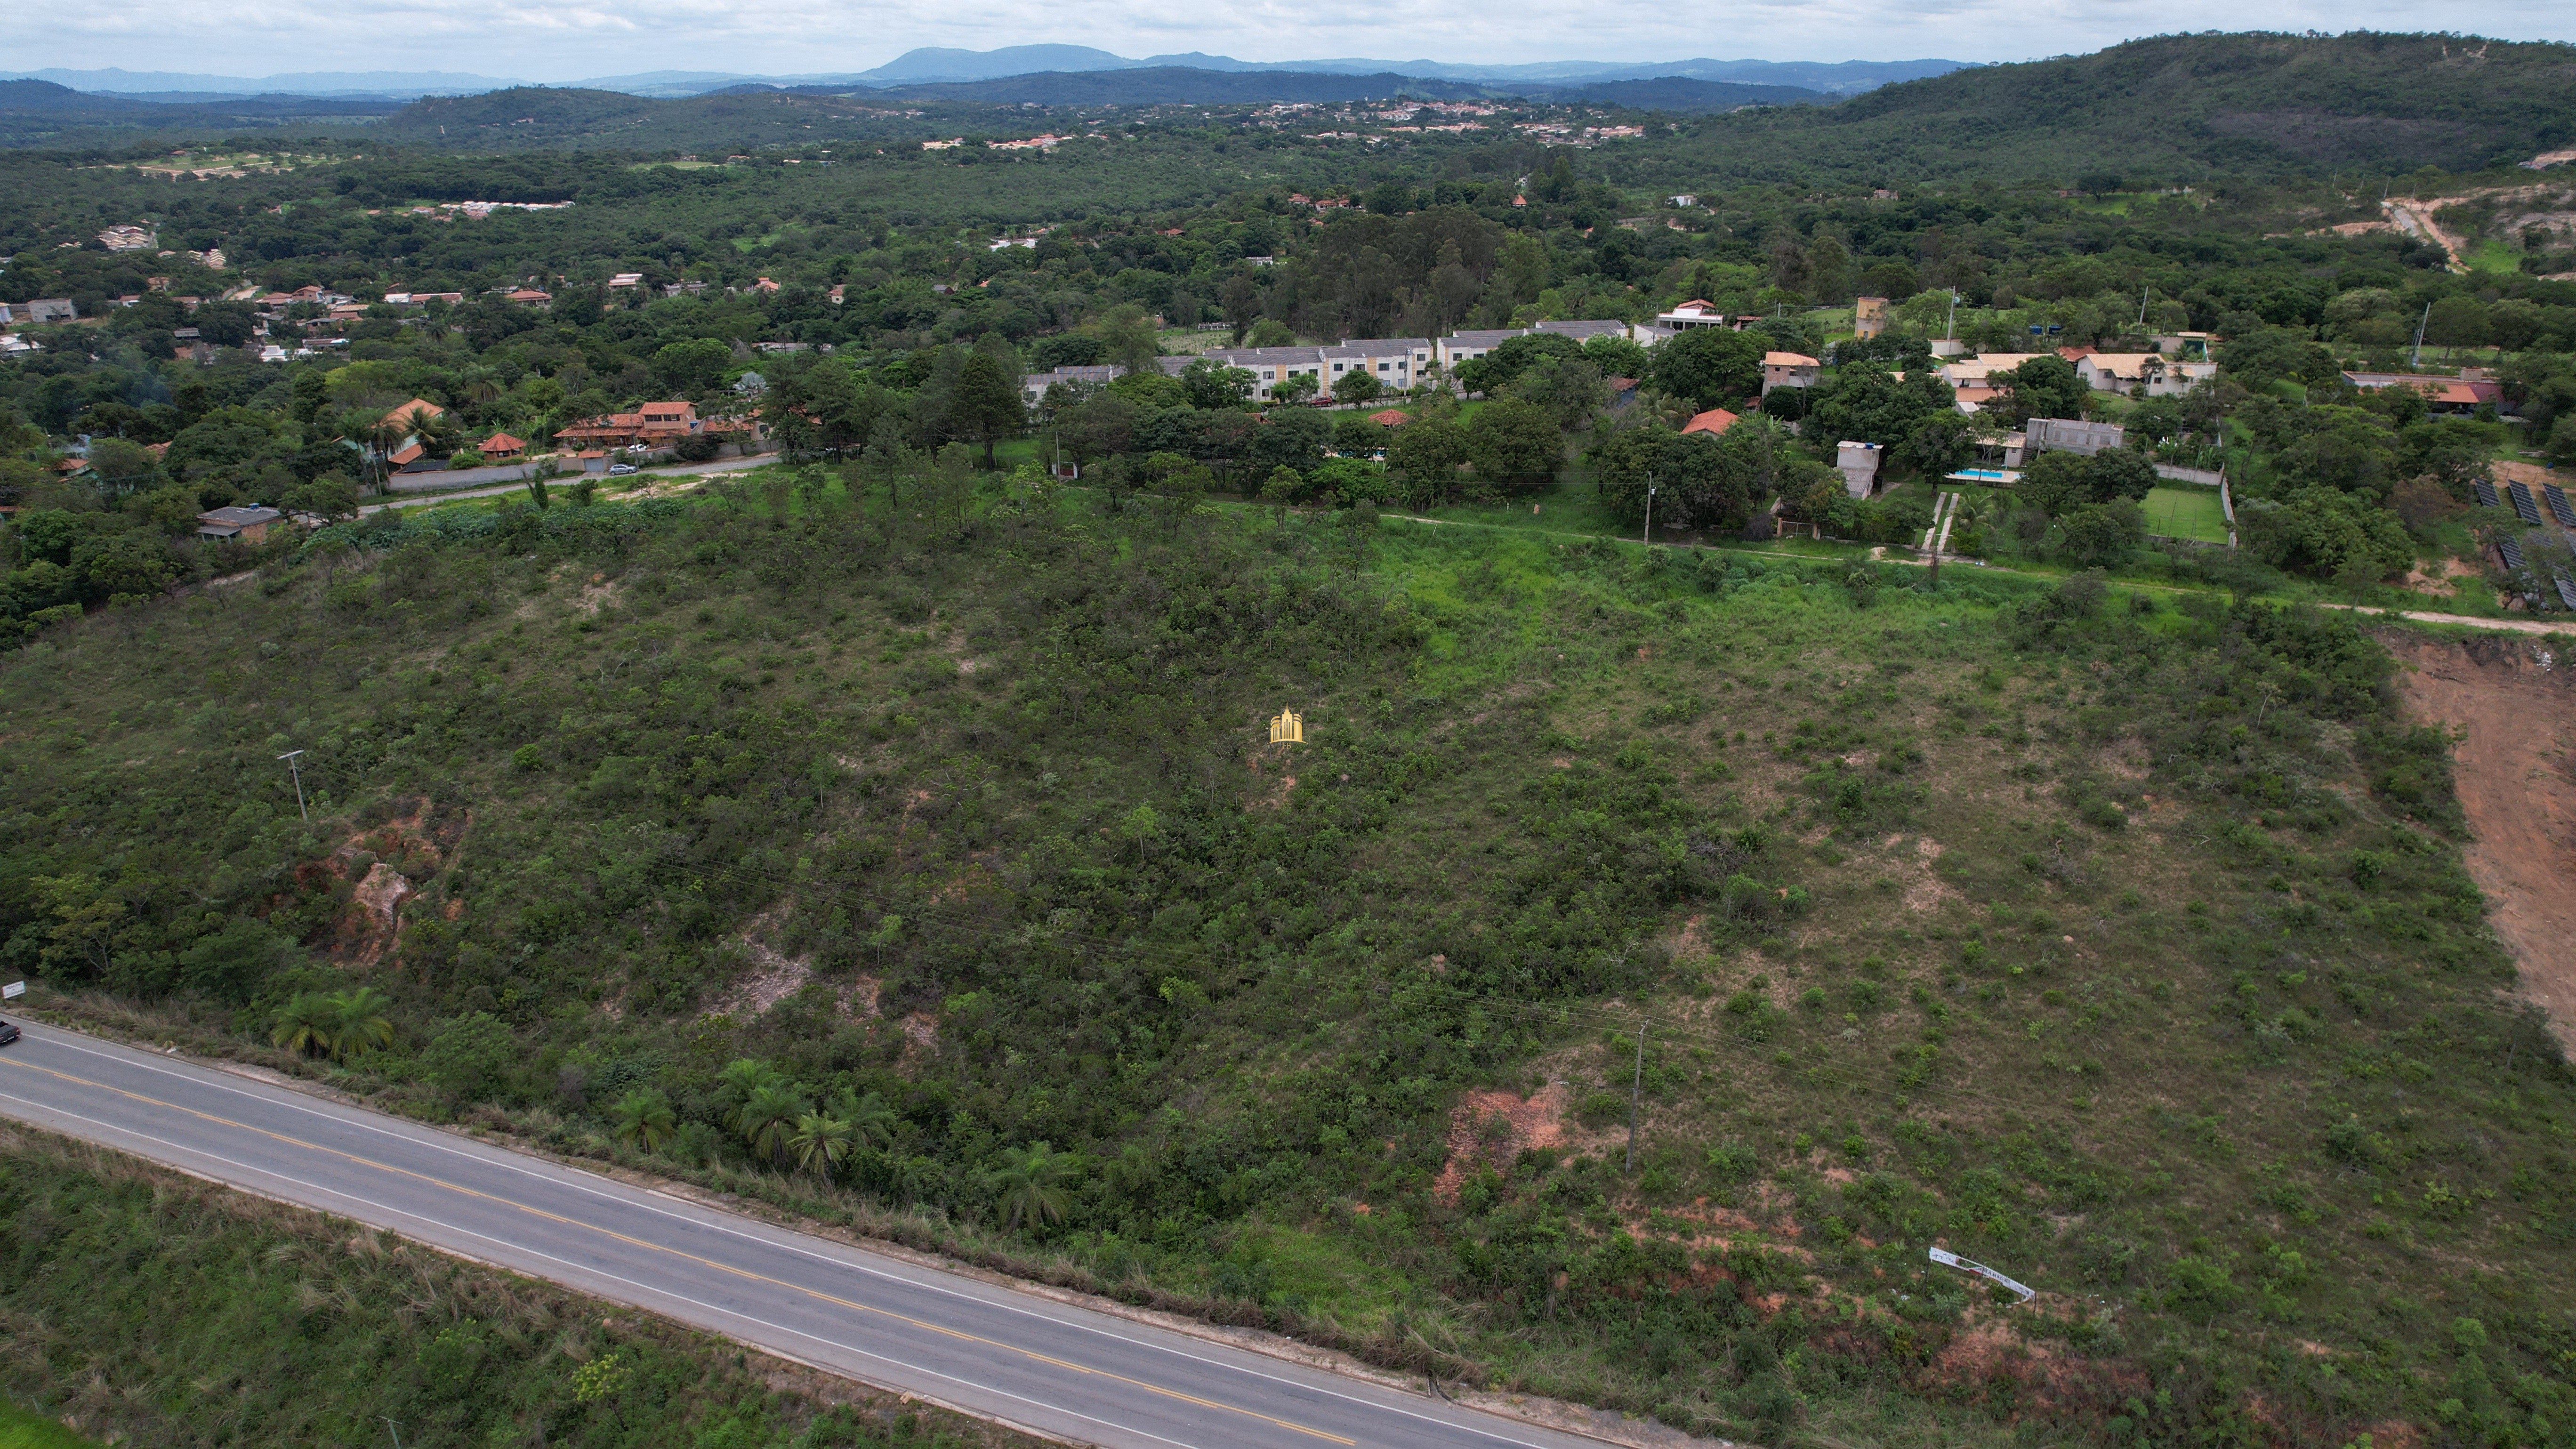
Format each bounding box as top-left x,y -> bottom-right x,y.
2558,570 -> 2576,612
2548,484 -> 2576,529
2498,535 -> 2526,571
2475,480 -> 2501,509
2508,483 -> 2545,527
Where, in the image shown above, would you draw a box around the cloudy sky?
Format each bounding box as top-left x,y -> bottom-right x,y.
8,0 -> 2574,82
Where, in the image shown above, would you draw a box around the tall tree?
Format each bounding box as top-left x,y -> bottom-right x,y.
950,354 -> 1025,467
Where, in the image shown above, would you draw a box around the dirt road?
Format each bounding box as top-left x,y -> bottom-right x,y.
2325,603 -> 2576,636
2385,632 -> 2576,1049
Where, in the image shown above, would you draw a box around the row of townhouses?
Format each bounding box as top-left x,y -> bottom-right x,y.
1019,318 -> 1646,405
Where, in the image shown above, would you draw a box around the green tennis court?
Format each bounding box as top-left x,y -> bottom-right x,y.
2142,486 -> 2229,542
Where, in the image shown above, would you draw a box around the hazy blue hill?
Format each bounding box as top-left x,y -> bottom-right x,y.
859,45 -> 1141,84
1558,77 -> 1827,111
1,66 -> 516,97
866,67 -> 1503,106
0,79 -> 402,144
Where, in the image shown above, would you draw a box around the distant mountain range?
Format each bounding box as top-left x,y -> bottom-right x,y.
0,67 -> 513,99
4,50 -> 1971,102
0,78 -> 408,144
837,69 -> 1827,110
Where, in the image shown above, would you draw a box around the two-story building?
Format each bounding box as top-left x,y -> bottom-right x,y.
1761,351 -> 1822,395
554,401 -> 754,450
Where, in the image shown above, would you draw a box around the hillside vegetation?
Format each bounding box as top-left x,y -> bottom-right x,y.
4,477 -> 2572,1446
0,1122 -> 1018,1449
1666,32 -> 2576,184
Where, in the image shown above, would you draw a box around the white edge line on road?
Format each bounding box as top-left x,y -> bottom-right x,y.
0,1085 -> 1210,1449
24,1028 -> 1590,1449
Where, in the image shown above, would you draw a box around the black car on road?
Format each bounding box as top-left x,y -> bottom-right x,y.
0,1019 -> 18,1046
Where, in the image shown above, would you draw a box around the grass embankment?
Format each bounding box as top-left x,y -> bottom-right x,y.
0,1125 -> 1022,1449
0,1401 -> 96,1449
2,480 -> 2570,1446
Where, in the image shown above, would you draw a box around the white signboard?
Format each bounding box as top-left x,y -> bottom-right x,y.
1929,1246 -> 2035,1303
1,980 -> 24,999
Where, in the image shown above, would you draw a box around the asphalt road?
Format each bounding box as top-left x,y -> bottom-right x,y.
0,1022 -> 1616,1449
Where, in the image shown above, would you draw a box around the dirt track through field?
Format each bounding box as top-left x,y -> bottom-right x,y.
2385,632 -> 2576,1050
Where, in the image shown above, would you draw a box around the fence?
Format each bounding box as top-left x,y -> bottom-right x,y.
2152,464 -> 2226,487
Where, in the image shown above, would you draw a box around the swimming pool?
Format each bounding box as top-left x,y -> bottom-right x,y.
1947,468 -> 2019,483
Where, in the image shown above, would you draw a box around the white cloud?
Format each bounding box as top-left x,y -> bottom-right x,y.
3,0 -> 2570,83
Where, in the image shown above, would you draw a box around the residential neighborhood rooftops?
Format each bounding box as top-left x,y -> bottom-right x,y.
1763,351 -> 1821,368
1682,407 -> 1739,436
1367,408 -> 1412,427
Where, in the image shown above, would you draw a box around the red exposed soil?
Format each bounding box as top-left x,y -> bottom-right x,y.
2385,633 -> 2576,1049
1431,1084 -> 1569,1201
308,796 -> 469,965
1924,1313 -> 2149,1421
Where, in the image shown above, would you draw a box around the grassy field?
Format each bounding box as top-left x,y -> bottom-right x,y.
0,1125 -> 1022,1449
0,478 -> 2566,1447
2141,484 -> 2230,542
0,1403 -> 95,1449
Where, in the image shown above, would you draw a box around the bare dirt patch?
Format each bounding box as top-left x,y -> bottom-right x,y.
1432,1084 -> 1569,1200
309,796 -> 467,965
2494,459 -> 2574,491
711,903 -> 812,1018
2401,556 -> 2483,599
346,863 -> 413,966
572,575 -> 623,615
2385,631 -> 2576,1049
1902,836 -> 1960,913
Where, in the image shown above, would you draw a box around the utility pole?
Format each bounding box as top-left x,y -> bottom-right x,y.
278,749 -> 308,822
2137,287 -> 2150,329
1640,477 -> 1656,546
2410,301 -> 2431,370
1624,1018 -> 1647,1174
1944,288 -> 1957,342
382,1419 -> 405,1449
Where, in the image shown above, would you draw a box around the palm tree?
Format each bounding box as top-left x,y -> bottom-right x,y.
610,1087 -> 677,1153
788,1112 -> 856,1179
990,1141 -> 1079,1232
837,1090 -> 897,1154
737,1082 -> 807,1166
270,992 -> 337,1058
718,1057 -> 781,1105
356,419 -> 401,493
325,988 -> 395,1060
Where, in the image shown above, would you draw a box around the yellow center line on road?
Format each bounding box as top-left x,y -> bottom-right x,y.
0,1054 -> 1354,1447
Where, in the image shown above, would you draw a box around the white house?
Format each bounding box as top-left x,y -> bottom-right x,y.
1024,364 -> 1122,404
2074,353 -> 2214,397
